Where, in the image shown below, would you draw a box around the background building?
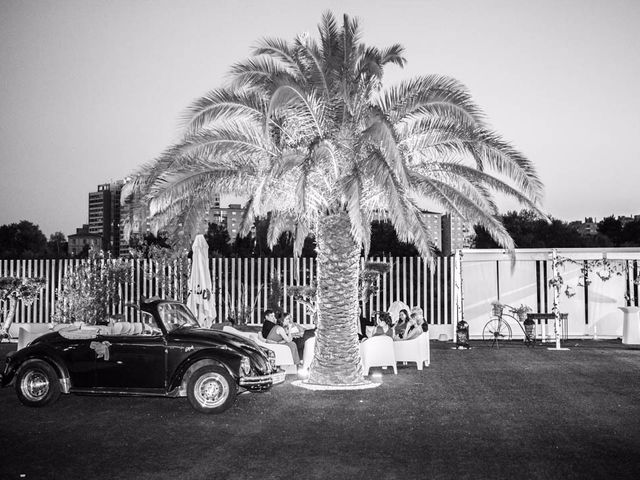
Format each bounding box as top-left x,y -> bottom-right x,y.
210,202 -> 244,242
78,181 -> 124,256
67,224 -> 102,256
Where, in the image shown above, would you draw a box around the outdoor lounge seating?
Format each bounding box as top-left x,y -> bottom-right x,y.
360,335 -> 397,375
393,331 -> 430,370
16,323 -> 52,350
301,336 -> 316,370
222,326 -> 297,374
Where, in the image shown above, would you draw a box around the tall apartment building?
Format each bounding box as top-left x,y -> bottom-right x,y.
210,202 -> 244,241
441,213 -> 472,255
84,181 -> 124,256
371,210 -> 444,251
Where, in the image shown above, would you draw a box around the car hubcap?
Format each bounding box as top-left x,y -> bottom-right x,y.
194,373 -> 229,408
21,370 -> 50,401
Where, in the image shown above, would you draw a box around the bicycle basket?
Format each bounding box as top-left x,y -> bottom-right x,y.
491,303 -> 504,316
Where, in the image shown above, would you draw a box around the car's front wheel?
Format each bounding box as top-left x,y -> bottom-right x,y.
187,366 -> 237,414
15,360 -> 61,407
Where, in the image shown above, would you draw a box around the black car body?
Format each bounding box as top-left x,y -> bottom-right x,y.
0,298 -> 284,413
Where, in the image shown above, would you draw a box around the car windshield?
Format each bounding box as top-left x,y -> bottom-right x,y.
158,303 -> 200,332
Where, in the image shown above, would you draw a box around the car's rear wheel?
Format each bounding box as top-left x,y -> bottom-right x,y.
15,360 -> 61,407
187,366 -> 237,414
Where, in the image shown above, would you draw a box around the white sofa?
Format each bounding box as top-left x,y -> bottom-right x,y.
222,326 -> 297,374
393,331 -> 430,370
301,336 -> 316,370
360,335 -> 397,375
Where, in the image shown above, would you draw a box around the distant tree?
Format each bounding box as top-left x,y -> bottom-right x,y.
46,232 -> 68,258
205,223 -> 231,257
597,216 -> 623,245
473,210 -> 587,248
621,219 -> 640,247
252,215 -> 316,257
0,221 -> 47,258
369,220 -> 419,257
232,232 -> 256,257
128,231 -> 171,258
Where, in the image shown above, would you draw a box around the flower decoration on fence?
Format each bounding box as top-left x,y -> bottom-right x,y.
549,254 -> 628,298
0,276 -> 45,337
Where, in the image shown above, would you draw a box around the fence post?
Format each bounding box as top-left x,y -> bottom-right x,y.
453,250 -> 463,342
548,248 -> 569,351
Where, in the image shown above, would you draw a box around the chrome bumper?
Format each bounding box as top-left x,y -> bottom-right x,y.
239,369 -> 285,390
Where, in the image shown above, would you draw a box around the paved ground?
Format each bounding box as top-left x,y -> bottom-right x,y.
1,339 -> 639,480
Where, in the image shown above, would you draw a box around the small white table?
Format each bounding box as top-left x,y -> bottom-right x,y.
618,307 -> 640,345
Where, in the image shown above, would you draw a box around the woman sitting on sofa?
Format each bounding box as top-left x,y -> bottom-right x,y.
264,312 -> 300,365
395,313 -> 423,341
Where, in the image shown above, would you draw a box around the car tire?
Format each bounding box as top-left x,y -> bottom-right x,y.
187,366 -> 237,414
15,360 -> 61,407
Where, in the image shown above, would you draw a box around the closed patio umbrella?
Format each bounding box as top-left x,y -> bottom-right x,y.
186,234 -> 216,328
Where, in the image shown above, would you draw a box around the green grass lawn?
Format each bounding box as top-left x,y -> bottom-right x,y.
1,339 -> 639,480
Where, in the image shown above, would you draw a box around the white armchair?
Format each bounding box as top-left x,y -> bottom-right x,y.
222,326 -> 297,374
393,331 -> 430,370
301,336 -> 316,370
360,335 -> 397,375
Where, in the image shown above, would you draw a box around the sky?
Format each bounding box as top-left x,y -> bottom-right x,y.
1,0 -> 639,237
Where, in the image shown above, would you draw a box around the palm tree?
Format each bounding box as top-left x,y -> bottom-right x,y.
123,12 -> 544,386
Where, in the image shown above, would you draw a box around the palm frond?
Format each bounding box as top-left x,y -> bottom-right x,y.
409,172 -> 515,250
268,84 -> 325,138
173,122 -> 277,161
429,162 -> 547,218
229,55 -> 302,89
252,37 -> 300,72
471,129 -> 544,203
181,88 -> 267,134
361,113 -> 408,185
267,212 -> 295,247
292,221 -> 312,257
293,34 -> 330,97
377,75 -> 485,126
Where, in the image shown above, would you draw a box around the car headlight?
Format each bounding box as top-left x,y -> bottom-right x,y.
240,356 -> 251,376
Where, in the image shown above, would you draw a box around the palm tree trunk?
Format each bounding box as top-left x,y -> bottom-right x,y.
308,213 -> 366,386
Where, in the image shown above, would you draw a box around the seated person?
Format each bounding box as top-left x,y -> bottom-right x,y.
393,309 -> 411,339
281,312 -> 311,359
411,306 -> 428,332
264,311 -> 301,365
362,312 -> 394,341
261,309 -> 278,338
396,313 -> 423,341
281,312 -> 304,339
358,307 -> 375,341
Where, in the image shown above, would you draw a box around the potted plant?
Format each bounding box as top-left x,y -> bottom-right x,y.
513,304 -> 533,323
491,301 -> 504,317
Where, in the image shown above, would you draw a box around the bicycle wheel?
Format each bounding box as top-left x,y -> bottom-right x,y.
483,317 -> 512,343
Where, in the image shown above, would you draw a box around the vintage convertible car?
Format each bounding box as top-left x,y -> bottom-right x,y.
0,298 -> 285,413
